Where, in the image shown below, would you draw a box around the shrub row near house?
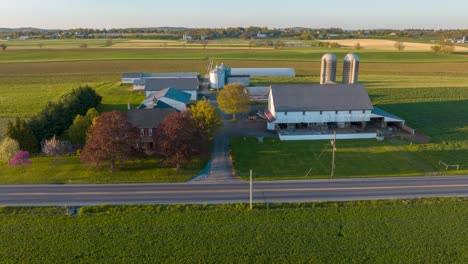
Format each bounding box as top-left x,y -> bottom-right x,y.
6,86 -> 102,152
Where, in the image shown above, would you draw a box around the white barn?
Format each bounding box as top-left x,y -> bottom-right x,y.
266,84 -> 373,131
122,72 -> 199,84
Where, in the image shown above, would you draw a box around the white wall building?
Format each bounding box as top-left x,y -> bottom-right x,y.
266,84 -> 374,131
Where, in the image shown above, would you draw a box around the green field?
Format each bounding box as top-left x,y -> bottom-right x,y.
0,155 -> 206,184
0,198 -> 466,263
231,138 -> 438,179
1,43 -> 468,181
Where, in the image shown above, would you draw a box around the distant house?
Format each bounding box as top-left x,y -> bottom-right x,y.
257,32 -> 268,38
138,88 -> 191,112
127,108 -> 176,151
19,35 -> 29,40
144,78 -> 199,100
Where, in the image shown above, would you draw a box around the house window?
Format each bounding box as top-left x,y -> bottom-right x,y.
149,129 -> 153,137
140,129 -> 144,137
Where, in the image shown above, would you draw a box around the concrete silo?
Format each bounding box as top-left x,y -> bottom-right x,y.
218,63 -> 231,80
209,66 -> 226,89
320,53 -> 337,84
342,53 -> 360,84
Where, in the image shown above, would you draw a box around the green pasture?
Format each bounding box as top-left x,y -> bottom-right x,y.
1,48 -> 468,63
0,198 -> 466,263
0,155 -> 206,184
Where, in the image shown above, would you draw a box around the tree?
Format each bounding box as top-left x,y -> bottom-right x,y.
300,31 -> 313,40
353,42 -> 362,50
217,83 -> 250,120
42,135 -> 67,156
6,118 -> 40,153
394,41 -> 406,51
80,111 -> 140,172
431,39 -> 455,55
8,151 -> 32,168
0,44 -> 6,51
155,111 -> 206,170
190,99 -> 223,139
0,137 -> 20,163
66,108 -> 99,145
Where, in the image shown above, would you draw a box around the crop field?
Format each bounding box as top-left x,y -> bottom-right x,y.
2,48 -> 468,63
0,198 -> 466,263
323,38 -> 468,52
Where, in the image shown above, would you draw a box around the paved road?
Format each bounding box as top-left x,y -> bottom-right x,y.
0,176 -> 467,206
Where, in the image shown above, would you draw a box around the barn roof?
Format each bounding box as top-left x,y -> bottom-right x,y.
123,72 -> 199,79
271,84 -> 373,112
145,78 -> 199,92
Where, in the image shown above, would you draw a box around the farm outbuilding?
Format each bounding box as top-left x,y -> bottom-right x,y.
121,72 -> 199,84
144,78 -> 199,100
139,88 -> 191,112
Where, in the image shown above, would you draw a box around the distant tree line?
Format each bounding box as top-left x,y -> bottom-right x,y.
6,86 -> 102,152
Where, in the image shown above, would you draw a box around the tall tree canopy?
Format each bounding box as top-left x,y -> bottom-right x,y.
217,83 -> 250,120
66,108 -> 99,145
155,111 -> 206,170
6,118 -> 39,153
80,111 -> 140,172
190,99 -> 223,139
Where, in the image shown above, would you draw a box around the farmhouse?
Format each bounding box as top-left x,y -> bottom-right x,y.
127,108 -> 176,151
138,88 -> 191,112
144,78 -> 199,100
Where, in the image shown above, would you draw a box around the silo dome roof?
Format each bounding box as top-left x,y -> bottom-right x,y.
218,63 -> 231,71
344,53 -> 360,61
321,53 -> 337,61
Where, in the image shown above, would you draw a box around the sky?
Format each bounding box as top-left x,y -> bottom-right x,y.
1,0 -> 467,30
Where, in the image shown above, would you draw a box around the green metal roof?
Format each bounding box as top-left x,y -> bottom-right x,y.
372,107 -> 404,121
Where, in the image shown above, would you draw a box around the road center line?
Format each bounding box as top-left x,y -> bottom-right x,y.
1,184 -> 467,196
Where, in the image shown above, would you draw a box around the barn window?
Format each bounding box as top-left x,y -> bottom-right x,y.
303,111 -> 306,115
285,112 -> 288,116
335,111 -> 339,115
362,110 -> 366,114
320,111 -> 323,115
349,110 -> 352,114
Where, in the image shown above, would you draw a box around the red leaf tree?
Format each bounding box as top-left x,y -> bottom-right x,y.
155,111 -> 206,170
80,111 -> 140,172
8,151 -> 32,167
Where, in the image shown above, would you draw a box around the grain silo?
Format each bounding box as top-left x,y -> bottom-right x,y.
218,63 -> 231,80
342,53 -> 360,84
209,66 -> 226,89
320,53 -> 337,84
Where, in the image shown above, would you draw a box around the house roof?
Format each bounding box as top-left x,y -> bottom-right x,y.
133,79 -> 147,85
127,109 -> 176,128
271,84 -> 373,112
145,78 -> 199,92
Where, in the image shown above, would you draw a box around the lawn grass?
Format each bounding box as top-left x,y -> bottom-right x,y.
0,198 -> 466,263
0,155 -> 206,184
230,138 -> 440,180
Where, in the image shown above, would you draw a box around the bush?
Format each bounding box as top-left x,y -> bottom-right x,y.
0,137 -> 20,163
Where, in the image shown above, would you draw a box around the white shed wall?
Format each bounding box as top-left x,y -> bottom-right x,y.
279,133 -> 377,141
273,110 -> 371,124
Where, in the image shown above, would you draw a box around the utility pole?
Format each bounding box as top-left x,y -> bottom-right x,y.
331,132 -> 337,179
250,169 -> 253,210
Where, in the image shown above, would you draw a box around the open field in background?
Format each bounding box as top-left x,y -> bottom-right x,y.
2,49 -> 468,63
0,198 -> 467,262
0,156 -> 206,184
322,38 -> 468,52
